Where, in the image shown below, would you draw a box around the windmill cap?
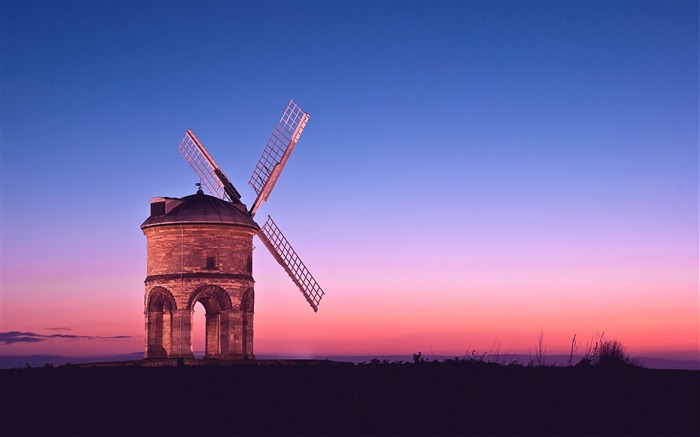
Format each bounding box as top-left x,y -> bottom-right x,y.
141,192 -> 259,230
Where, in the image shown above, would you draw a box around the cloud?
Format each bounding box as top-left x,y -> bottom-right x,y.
0,332 -> 45,344
0,331 -> 136,345
46,327 -> 72,331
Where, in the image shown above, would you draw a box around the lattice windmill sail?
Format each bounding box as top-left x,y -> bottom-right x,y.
249,100 -> 310,217
179,130 -> 241,201
178,100 -> 325,312
258,215 -> 324,311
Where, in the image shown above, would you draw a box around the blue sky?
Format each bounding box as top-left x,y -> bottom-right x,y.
1,1 -> 698,361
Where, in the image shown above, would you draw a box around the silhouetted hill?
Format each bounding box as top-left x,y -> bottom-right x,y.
1,360 -> 698,436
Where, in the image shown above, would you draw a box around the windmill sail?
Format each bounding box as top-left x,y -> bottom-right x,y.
179,129 -> 241,201
249,100 -> 310,216
258,215 -> 324,312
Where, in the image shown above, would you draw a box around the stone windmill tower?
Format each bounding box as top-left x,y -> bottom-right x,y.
141,100 -> 324,360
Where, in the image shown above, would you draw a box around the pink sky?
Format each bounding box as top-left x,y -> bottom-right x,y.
2,237 -> 696,362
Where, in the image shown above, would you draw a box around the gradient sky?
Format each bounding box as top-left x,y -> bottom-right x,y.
1,1 -> 698,362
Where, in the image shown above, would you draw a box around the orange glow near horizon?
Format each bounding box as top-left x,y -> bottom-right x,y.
2,245 -> 697,362
1,246 -> 697,363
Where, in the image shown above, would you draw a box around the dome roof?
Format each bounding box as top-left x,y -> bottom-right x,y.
141,191 -> 259,230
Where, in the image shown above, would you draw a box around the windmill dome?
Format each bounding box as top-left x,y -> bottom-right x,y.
141,190 -> 259,230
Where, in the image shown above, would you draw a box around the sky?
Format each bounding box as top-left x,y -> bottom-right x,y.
1,1 -> 698,364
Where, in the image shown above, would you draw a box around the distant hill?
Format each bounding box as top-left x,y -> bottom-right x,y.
0,352 -> 144,369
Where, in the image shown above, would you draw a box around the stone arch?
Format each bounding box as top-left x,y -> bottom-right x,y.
188,285 -> 233,359
241,288 -> 254,312
188,284 -> 233,312
241,288 -> 254,359
145,287 -> 177,359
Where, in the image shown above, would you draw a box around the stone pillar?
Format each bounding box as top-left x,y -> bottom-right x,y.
162,310 -> 172,354
144,311 -> 149,358
170,309 -> 194,359
243,310 -> 254,359
230,312 -> 243,358
205,313 -> 220,358
218,310 -> 232,358
145,311 -> 168,359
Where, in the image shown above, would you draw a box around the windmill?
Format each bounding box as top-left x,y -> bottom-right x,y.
177,99 -> 324,312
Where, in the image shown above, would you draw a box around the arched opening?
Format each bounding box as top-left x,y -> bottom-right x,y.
146,287 -> 176,359
192,301 -> 206,359
189,285 -> 232,359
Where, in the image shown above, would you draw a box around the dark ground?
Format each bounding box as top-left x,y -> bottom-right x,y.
1,359 -> 698,437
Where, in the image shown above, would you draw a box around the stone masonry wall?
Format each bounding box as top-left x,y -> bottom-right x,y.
143,223 -> 257,359
144,224 -> 256,277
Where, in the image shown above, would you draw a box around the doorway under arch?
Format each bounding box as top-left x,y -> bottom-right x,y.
189,285 -> 233,359
191,301 -> 206,358
146,287 -> 176,359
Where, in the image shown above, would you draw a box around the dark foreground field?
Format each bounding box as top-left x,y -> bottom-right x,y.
1,360 -> 698,437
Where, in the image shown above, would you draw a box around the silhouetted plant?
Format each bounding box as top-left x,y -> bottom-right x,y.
578,332 -> 603,366
567,334 -> 578,366
412,352 -> 422,364
596,338 -> 632,367
528,328 -> 547,366
578,333 -> 637,367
